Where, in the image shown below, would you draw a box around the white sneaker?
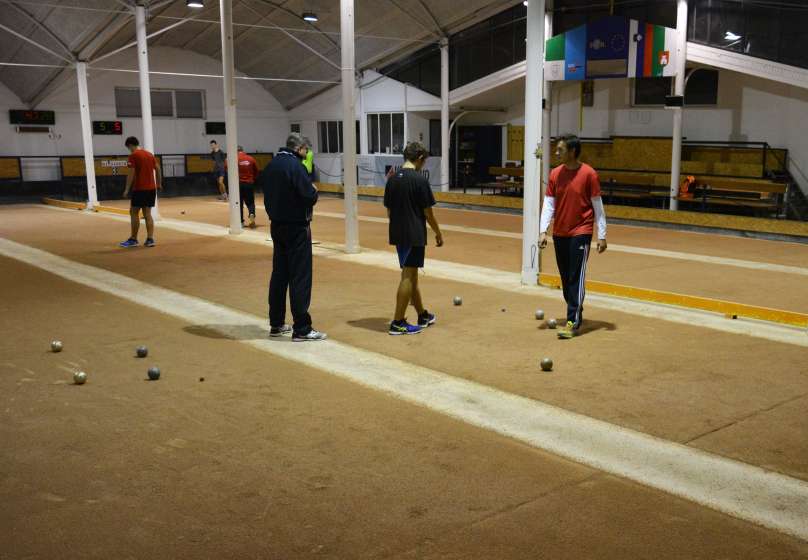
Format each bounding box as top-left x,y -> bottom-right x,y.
292,329 -> 328,342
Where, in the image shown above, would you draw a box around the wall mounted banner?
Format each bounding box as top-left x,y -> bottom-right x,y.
545,16 -> 678,81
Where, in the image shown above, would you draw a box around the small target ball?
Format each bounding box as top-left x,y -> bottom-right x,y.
501,308 -> 506,313
147,366 -> 161,381
547,318 -> 558,329
181,211 -> 186,215
199,377 -> 205,382
535,309 -> 545,320
540,358 -> 553,372
73,371 -> 87,385
51,340 -> 63,352
136,345 -> 148,358
453,296 -> 463,306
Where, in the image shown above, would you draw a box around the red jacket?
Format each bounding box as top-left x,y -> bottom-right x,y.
237,151 -> 259,184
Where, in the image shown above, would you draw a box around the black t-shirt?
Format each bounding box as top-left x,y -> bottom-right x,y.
383,168 -> 436,246
211,150 -> 226,171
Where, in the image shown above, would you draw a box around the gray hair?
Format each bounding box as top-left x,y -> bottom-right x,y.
286,132 -> 306,150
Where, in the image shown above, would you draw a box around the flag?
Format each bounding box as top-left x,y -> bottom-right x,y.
628,20 -> 677,78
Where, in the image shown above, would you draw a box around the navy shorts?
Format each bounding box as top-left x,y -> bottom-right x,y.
131,189 -> 156,208
215,169 -> 226,179
396,246 -> 425,268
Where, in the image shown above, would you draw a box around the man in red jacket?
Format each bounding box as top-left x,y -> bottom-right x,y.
237,146 -> 259,228
539,134 -> 608,339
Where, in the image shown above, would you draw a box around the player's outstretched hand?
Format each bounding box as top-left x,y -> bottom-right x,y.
435,232 -> 444,247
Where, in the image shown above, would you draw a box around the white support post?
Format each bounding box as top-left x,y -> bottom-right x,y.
542,9 -> 553,204
341,0 -> 359,253
403,82 -> 409,146
669,0 -> 688,212
521,0 -> 545,286
220,0 -> 242,234
358,77 -> 368,155
135,3 -> 158,217
75,62 -> 98,211
440,38 -> 450,192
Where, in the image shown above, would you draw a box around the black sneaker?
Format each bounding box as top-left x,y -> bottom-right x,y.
417,311 -> 436,328
269,324 -> 292,337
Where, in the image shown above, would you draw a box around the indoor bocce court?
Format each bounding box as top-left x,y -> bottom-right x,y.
1,1 -> 808,558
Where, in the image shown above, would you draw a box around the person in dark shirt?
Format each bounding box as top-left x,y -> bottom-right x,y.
258,132 -> 326,342
383,142 -> 444,335
210,140 -> 227,201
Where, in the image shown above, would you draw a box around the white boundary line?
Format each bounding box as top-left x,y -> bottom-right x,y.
37,205 -> 808,347
312,210 -> 808,277
2,236 -> 808,542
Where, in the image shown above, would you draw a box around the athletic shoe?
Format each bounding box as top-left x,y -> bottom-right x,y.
389,320 -> 422,336
269,324 -> 292,337
557,321 -> 576,339
119,238 -> 139,248
417,311 -> 436,328
292,329 -> 328,342
144,238 -> 156,247
248,214 -> 256,228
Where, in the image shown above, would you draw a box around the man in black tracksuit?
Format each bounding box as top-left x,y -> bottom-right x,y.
259,133 -> 327,342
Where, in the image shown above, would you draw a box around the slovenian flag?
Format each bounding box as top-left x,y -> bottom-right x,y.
627,19 -> 677,78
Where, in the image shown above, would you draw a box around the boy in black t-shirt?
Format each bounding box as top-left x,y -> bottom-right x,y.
383,142 -> 444,335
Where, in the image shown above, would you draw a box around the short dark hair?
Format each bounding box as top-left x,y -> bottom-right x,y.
210,140 -> 218,145
403,141 -> 429,163
237,145 -> 244,152
124,136 -> 139,148
559,134 -> 581,158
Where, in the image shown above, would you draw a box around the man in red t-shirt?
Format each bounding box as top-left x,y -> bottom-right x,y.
236,146 -> 259,228
120,136 -> 162,248
539,134 -> 608,338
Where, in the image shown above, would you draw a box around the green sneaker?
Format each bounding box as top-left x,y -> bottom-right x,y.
557,321 -> 576,339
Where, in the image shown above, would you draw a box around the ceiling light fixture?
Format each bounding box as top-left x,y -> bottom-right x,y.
724,31 -> 741,41
302,11 -> 318,23
186,0 -> 204,7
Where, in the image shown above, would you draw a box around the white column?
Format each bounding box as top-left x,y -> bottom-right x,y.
542,10 -> 553,201
341,0 -> 359,253
135,3 -> 158,217
358,77 -> 368,155
76,62 -> 98,210
669,0 -> 688,212
220,0 -> 242,234
440,38 -> 450,192
135,4 -> 154,153
521,0 -> 545,285
403,82 -> 408,146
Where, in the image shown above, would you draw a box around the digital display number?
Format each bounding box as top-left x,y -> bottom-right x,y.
9,110 -> 55,125
92,121 -> 123,135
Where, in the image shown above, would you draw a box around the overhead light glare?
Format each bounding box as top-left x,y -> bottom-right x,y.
302,11 -> 318,23
724,31 -> 741,41
186,0 -> 204,8
523,1 -> 528,5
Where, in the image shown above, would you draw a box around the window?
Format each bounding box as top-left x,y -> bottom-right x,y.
633,77 -> 672,106
367,113 -> 404,154
114,87 -> 206,118
632,68 -> 719,107
175,90 -> 205,118
316,120 -> 360,153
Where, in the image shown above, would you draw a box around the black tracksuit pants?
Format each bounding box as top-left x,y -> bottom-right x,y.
553,234 -> 592,328
240,183 -> 256,221
269,222 -> 313,335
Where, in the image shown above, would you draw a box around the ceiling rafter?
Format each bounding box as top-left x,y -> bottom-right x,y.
6,2 -> 75,59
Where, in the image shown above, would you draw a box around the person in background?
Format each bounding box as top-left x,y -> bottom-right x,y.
259,132 -> 326,342
539,133 -> 607,339
236,145 -> 259,228
120,135 -> 161,248
210,140 -> 227,201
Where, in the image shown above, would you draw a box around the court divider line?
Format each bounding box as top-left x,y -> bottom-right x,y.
2,235 -> 807,542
